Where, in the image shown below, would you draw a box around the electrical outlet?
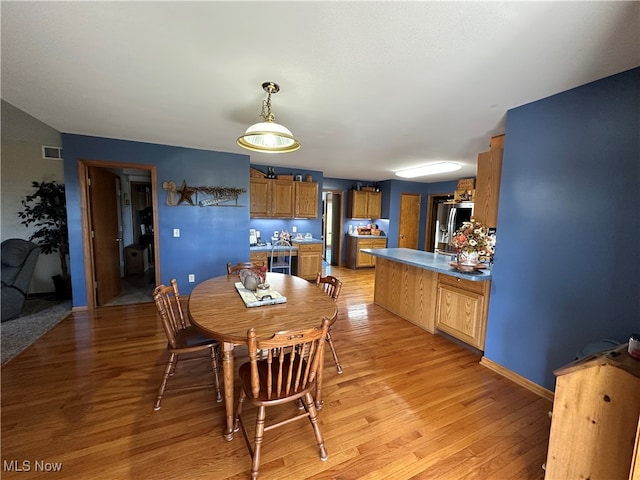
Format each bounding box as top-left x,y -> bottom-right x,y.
188,274 -> 195,283
292,226 -> 297,233
173,228 -> 180,238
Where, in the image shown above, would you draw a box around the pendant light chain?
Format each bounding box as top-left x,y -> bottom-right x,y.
261,92 -> 275,122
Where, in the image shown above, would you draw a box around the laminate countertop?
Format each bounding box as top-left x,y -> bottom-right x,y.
360,247 -> 492,281
249,238 -> 322,252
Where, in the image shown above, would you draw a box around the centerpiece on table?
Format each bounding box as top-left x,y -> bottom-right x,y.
239,265 -> 270,297
450,220 -> 495,268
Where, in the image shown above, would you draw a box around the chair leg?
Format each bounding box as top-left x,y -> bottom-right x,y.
210,345 -> 223,403
233,389 -> 246,435
303,392 -> 328,461
154,352 -> 177,411
251,405 -> 267,480
326,330 -> 343,374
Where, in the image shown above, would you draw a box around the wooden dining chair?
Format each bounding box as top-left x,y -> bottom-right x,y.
226,261 -> 264,275
234,317 -> 332,480
315,273 -> 344,374
152,279 -> 222,411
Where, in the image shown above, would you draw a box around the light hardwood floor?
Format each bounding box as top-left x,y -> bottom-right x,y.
1,265 -> 552,479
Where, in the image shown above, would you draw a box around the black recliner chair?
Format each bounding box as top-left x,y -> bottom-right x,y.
1,239 -> 40,322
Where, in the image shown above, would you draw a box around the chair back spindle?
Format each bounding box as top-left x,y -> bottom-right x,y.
153,279 -> 187,349
315,273 -> 342,302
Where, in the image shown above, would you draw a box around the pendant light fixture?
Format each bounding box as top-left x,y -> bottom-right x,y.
237,82 -> 301,153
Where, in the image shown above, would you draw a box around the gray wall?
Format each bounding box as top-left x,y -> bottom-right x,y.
1,100 -> 64,293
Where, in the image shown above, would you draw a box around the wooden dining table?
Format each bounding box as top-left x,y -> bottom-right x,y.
188,272 -> 338,441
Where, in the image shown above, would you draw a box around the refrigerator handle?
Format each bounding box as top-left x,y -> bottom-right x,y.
447,207 -> 456,244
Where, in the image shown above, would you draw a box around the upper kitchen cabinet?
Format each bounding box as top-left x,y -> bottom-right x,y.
347,190 -> 382,219
294,181 -> 319,218
250,178 -> 294,218
474,134 -> 504,228
250,178 -> 319,218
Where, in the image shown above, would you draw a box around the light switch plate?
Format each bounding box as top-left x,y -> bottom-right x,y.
173,228 -> 180,237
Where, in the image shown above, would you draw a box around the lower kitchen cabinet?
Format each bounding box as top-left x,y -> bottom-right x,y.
292,241 -> 323,281
249,250 -> 268,266
346,236 -> 387,269
435,274 -> 490,350
251,242 -> 322,281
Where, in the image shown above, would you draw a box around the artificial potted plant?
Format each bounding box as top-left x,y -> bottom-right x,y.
18,180 -> 70,298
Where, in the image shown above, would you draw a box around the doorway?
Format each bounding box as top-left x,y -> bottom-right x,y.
398,193 -> 421,249
322,190 -> 343,266
79,160 -> 159,309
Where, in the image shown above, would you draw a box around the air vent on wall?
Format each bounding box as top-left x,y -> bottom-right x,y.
42,146 -> 62,160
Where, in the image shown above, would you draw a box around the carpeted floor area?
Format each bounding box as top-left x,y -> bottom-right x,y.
1,296 -> 72,365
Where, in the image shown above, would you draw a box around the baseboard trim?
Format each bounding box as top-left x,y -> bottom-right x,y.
480,356 -> 554,402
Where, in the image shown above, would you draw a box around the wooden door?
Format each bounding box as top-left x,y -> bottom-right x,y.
398,193 -> 420,249
88,167 -> 122,305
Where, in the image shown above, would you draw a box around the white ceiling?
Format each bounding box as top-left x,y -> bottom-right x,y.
2,2 -> 638,183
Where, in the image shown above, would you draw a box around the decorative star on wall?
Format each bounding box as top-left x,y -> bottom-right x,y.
176,180 -> 196,206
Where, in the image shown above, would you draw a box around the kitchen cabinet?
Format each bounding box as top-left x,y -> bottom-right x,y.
250,178 -> 294,218
345,236 -> 387,269
347,190 -> 382,219
250,178 -> 318,218
294,181 -> 318,218
545,345 -> 640,480
249,250 -> 269,266
373,257 -> 438,333
435,273 -> 490,350
474,134 -> 503,228
292,241 -> 323,280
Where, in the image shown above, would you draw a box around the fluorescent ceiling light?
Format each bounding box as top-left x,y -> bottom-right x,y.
395,162 -> 461,178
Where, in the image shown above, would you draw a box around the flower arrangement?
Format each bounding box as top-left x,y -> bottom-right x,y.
451,220 -> 495,260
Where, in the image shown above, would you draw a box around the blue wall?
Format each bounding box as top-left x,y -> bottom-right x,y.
62,135 -> 251,305
484,67 -> 640,390
381,179 -> 458,249
323,177 -> 458,262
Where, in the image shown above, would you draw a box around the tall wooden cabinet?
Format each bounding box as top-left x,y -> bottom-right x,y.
347,190 -> 382,219
545,345 -> 640,480
474,134 -> 503,228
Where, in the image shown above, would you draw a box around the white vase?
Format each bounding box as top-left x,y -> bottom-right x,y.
459,250 -> 479,266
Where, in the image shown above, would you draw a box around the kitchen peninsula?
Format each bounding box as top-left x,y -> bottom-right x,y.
362,248 -> 492,350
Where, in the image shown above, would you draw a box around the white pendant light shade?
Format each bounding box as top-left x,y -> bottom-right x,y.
237,82 -> 300,153
237,120 -> 300,153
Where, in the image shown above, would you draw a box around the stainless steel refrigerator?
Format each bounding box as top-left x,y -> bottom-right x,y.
434,201 -> 474,254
